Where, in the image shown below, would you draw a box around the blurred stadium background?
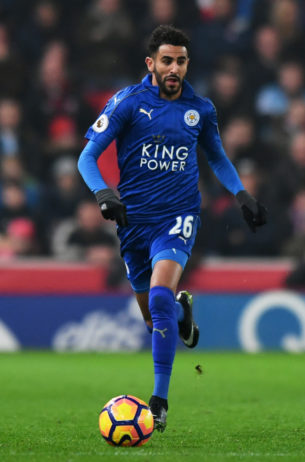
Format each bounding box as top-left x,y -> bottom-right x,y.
1,0 -> 305,352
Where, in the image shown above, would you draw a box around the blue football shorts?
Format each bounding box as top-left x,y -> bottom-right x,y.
117,213 -> 200,293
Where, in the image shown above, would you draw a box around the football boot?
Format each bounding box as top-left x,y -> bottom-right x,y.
149,395 -> 168,433
176,290 -> 200,348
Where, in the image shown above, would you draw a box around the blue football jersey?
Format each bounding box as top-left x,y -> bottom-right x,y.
80,74 -> 243,224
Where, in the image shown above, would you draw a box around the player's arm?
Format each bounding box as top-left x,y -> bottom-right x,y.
198,101 -> 267,232
78,97 -> 129,227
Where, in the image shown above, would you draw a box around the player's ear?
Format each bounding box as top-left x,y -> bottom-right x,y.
145,56 -> 154,72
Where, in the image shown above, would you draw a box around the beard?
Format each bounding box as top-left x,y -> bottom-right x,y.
153,68 -> 183,97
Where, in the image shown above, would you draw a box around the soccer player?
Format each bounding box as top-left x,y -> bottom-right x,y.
78,25 -> 267,432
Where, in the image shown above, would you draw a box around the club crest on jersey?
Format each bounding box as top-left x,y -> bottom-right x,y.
93,114 -> 109,133
184,109 -> 200,127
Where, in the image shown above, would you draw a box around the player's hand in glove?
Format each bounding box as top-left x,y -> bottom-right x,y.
95,188 -> 128,227
236,190 -> 267,233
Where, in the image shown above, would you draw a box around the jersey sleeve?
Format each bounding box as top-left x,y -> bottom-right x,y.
198,99 -> 244,195
78,139 -> 108,193
78,93 -> 132,194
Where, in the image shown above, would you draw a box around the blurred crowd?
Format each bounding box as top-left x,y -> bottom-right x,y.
1,0 -> 305,287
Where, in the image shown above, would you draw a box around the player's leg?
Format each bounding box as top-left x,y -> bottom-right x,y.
134,266 -> 198,342
150,214 -> 200,349
148,258 -> 184,432
151,250 -> 199,348
148,213 -> 200,431
121,256 -> 175,431
118,218 -> 199,432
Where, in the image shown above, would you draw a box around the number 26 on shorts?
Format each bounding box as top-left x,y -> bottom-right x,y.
168,215 -> 194,239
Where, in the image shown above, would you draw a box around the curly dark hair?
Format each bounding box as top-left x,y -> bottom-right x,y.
147,25 -> 190,56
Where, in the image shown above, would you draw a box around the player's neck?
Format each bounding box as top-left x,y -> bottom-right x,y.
159,89 -> 182,101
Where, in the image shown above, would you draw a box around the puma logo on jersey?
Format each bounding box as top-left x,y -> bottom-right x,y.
139,108 -> 153,120
153,327 -> 168,338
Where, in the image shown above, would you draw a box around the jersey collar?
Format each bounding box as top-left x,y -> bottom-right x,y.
142,74 -> 194,99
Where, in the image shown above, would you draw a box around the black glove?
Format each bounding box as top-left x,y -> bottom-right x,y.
236,190 -> 267,233
95,188 -> 128,227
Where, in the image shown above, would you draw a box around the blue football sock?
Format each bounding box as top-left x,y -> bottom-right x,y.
175,301 -> 185,322
154,373 -> 171,400
149,286 -> 178,400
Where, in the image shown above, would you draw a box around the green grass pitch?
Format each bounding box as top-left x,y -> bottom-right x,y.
1,351 -> 305,462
